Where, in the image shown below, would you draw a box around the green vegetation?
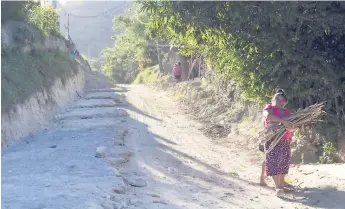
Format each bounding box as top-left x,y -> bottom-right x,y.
140,2 -> 345,110
319,142 -> 337,164
2,1 -> 60,36
104,2 -> 345,127
1,48 -> 78,113
1,1 -> 77,113
136,1 -> 345,161
101,9 -> 159,83
133,66 -> 169,85
1,1 -> 38,22
28,5 -> 60,36
81,54 -> 102,72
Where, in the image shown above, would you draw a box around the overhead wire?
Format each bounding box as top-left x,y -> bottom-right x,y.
57,1 -> 129,41
58,2 -> 128,18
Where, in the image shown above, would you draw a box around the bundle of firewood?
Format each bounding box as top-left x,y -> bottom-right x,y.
259,103 -> 325,154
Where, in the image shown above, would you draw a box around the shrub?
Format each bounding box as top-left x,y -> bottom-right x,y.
319,142 -> 337,164
133,66 -> 169,85
28,5 -> 60,36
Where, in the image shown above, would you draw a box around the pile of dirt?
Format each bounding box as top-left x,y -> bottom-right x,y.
84,70 -> 115,90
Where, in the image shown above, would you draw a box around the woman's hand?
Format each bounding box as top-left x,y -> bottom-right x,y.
282,121 -> 294,132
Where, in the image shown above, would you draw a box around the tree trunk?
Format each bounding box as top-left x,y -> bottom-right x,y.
156,39 -> 163,73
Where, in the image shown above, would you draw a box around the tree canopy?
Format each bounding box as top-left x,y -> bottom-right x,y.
2,1 -> 60,36
139,1 -> 345,124
101,10 -> 158,83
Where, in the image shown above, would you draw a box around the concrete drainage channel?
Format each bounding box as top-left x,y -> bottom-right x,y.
1,87 -> 144,209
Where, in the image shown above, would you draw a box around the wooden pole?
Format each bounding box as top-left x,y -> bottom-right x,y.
157,39 -> 163,72
198,55 -> 202,78
67,13 -> 70,40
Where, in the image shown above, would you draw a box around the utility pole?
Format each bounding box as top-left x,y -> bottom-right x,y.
156,39 -> 163,73
67,13 -> 70,40
64,13 -> 70,40
198,55 -> 202,78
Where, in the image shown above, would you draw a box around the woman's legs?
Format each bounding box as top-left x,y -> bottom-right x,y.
266,139 -> 290,196
280,174 -> 294,188
272,175 -> 284,187
280,139 -> 293,189
279,174 -> 285,185
262,160 -> 287,194
272,174 -> 284,196
260,160 -> 267,186
280,174 -> 288,186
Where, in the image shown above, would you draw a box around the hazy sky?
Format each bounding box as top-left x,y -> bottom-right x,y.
57,1 -> 132,58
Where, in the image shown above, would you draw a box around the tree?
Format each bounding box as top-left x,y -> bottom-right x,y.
101,10 -> 158,83
28,5 -> 60,35
140,1 -> 345,120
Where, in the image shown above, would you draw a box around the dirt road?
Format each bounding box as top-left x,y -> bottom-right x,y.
120,85 -> 345,209
2,84 -> 345,209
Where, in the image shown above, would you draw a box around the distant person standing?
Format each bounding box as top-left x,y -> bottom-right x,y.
173,62 -> 182,82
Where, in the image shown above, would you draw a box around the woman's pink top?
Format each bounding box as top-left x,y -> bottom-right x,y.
173,64 -> 182,76
263,104 -> 292,140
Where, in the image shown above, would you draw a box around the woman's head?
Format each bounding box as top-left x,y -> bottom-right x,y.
272,89 -> 288,108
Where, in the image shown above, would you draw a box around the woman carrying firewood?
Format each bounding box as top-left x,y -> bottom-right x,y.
260,89 -> 295,196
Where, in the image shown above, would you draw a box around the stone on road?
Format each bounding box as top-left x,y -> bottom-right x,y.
123,177 -> 148,187
96,146 -> 107,158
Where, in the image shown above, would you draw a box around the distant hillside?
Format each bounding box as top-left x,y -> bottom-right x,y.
58,1 -> 132,58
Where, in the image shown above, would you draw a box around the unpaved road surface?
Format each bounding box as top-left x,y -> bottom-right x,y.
121,85 -> 345,209
2,87 -> 132,209
2,84 -> 345,209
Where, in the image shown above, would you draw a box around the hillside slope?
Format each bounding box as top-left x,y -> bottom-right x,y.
1,20 -> 87,146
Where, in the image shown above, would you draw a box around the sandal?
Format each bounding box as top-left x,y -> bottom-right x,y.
283,183 -> 295,188
275,188 -> 284,197
259,178 -> 267,186
283,187 -> 294,193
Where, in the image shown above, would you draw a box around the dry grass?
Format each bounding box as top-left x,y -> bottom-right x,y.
133,66 -> 169,86
1,48 -> 78,113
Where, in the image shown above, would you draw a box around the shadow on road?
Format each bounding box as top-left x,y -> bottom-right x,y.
119,85 -> 345,209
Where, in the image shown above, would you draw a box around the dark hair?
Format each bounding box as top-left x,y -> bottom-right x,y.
273,89 -> 288,102
178,62 -> 181,65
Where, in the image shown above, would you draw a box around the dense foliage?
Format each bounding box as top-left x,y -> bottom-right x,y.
140,1 -> 345,119
101,10 -> 158,83
28,5 -> 60,36
2,1 -> 60,36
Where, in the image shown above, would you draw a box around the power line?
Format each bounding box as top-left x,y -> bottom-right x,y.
58,2 -> 127,19
71,3 -> 127,18
58,2 -> 128,39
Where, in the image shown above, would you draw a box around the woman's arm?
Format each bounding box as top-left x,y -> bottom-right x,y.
263,110 -> 293,130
